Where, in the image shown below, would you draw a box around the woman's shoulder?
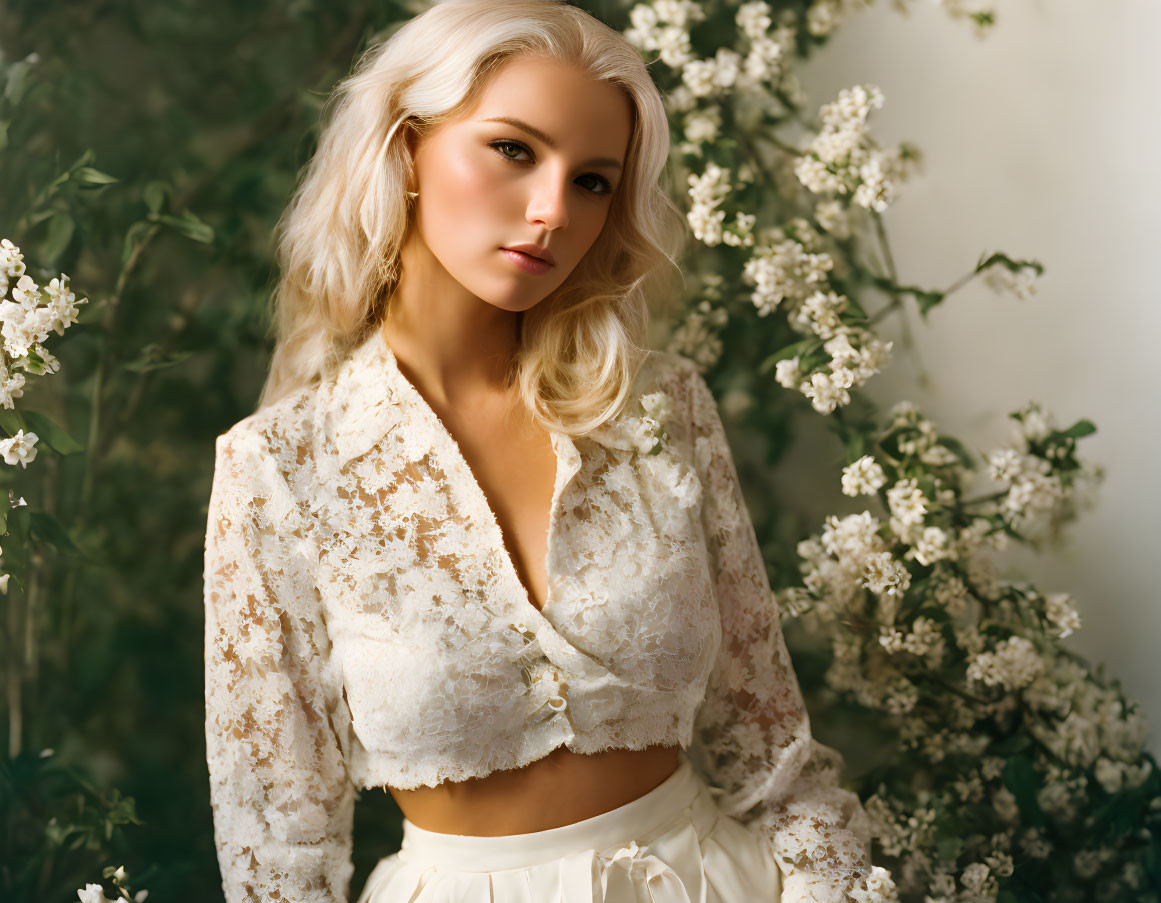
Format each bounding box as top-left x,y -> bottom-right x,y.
633,348 -> 708,427
581,349 -> 702,455
635,347 -> 701,389
214,381 -> 324,477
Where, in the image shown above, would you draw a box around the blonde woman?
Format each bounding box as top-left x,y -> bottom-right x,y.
203,1 -> 886,901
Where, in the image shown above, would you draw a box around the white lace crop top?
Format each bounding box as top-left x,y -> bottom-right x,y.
203,327 -> 881,903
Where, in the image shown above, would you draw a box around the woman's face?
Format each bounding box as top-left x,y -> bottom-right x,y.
402,55 -> 633,313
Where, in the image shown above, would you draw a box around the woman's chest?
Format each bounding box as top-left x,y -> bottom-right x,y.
310,436 -> 715,663
444,402 -> 558,614
308,436 -> 719,753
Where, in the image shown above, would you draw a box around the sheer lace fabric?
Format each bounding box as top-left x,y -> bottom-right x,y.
204,328 -> 879,902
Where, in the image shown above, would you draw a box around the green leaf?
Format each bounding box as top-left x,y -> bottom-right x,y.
844,296 -> 869,321
152,209 -> 214,244
143,181 -> 169,215
758,339 -> 813,374
915,289 -> 946,317
0,409 -> 27,436
22,410 -> 85,455
74,166 -> 119,186
933,835 -> 964,860
5,506 -> 31,564
1060,419 -> 1096,439
29,512 -> 81,556
43,213 -> 76,264
4,55 -> 37,106
1003,755 -> 1044,824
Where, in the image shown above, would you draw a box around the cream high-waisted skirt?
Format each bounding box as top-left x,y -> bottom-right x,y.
355,750 -> 784,903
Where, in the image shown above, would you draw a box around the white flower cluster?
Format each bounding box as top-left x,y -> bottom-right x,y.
1040,590 -> 1082,639
813,197 -> 853,239
966,634 -> 1045,691
0,238 -> 87,471
849,865 -> 898,903
684,160 -> 730,245
726,218 -> 895,413
0,428 -> 38,469
666,296 -> 728,371
794,84 -> 913,213
1025,661 -> 1152,774
805,0 -> 873,38
865,704 -> 1149,897
841,453 -> 887,496
983,263 -> 1040,300
77,864 -> 148,903
679,103 -> 721,155
984,401 -> 1105,545
685,160 -> 756,248
788,394 -> 1107,694
794,397 -> 1147,898
740,220 -> 834,316
628,3 -> 1005,431
775,332 -> 894,415
2,239 -> 85,376
795,509 -> 911,629
681,46 -> 743,98
623,1 -> 706,68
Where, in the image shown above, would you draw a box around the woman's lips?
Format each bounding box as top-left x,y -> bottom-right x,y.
501,248 -> 552,275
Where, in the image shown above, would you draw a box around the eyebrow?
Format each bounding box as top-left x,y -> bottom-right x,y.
480,116 -> 623,171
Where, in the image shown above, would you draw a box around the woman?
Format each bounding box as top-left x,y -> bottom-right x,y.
203,1 -> 887,901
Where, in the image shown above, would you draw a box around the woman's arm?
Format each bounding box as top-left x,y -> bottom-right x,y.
204,429 -> 355,903
683,364 -> 888,903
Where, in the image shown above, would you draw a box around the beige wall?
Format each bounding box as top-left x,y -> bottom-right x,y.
785,0 -> 1161,752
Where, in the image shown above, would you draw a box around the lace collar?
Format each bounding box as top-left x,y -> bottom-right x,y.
321,327 -> 595,489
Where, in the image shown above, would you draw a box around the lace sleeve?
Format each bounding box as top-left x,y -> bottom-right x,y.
684,368 -> 891,903
204,429 -> 355,903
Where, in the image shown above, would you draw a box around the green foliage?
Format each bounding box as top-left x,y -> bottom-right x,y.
1,750 -> 143,900
0,1 -> 417,897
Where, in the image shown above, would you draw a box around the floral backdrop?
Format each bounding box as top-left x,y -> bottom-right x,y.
0,1 -> 1157,902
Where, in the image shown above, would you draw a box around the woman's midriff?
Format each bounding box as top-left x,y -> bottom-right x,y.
386,742 -> 682,836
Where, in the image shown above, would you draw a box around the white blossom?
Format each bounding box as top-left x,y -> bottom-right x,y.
1042,591 -> 1082,638
0,428 -> 38,469
666,299 -> 728,370
966,635 -> 1044,691
984,264 -> 1040,300
77,886 -> 115,903
841,454 -> 887,496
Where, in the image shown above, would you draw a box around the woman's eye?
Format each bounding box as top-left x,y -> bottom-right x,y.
487,140 -> 613,196
491,139 -> 528,162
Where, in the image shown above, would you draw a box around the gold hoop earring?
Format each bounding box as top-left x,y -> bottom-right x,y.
405,190 -> 418,199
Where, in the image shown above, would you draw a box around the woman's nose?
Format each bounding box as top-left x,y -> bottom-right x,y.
525,176 -> 571,231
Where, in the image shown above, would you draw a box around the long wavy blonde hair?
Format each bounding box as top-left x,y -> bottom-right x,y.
258,0 -> 688,435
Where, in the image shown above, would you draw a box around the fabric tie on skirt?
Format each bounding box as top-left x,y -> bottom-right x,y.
557,817 -> 707,903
